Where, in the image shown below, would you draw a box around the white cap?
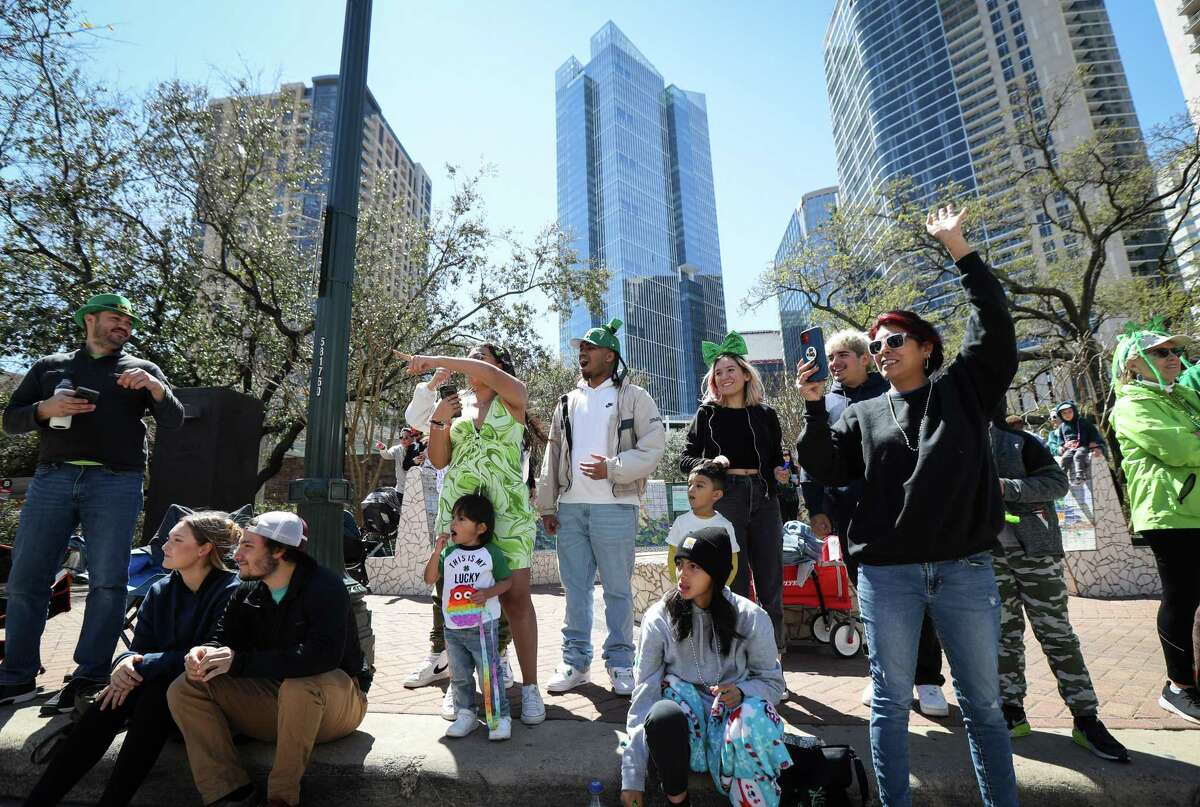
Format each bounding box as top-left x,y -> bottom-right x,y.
245,511 -> 307,548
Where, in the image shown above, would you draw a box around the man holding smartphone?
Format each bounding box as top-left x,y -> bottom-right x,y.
0,294 -> 184,711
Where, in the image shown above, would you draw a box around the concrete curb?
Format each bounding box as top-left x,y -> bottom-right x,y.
2,704 -> 1199,805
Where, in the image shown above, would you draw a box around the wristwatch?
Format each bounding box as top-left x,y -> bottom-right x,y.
429,419 -> 447,430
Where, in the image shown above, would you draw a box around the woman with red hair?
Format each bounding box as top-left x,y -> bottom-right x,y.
795,206 -> 1019,807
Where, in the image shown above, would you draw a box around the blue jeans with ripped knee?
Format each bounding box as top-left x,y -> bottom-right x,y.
858,551 -> 1018,807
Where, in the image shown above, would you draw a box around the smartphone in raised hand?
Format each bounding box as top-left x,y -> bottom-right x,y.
800,327 -> 829,383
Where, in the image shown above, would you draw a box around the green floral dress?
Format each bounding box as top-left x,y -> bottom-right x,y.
435,396 -> 537,569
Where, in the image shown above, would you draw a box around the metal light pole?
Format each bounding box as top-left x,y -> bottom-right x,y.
288,0 -> 373,575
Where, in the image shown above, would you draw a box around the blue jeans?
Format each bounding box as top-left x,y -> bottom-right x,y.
555,502 -> 638,670
445,621 -> 509,719
858,551 -> 1018,807
1,463 -> 144,684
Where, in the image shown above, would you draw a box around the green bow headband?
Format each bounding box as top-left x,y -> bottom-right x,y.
702,332 -> 748,367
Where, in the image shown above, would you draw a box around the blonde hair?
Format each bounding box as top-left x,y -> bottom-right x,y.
826,329 -> 870,357
701,354 -> 767,407
179,511 -> 241,570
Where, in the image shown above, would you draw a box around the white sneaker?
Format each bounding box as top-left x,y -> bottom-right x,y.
440,688 -> 457,721
546,664 -> 590,693
861,681 -> 873,707
916,684 -> 949,717
488,716 -> 512,741
607,666 -> 635,696
404,651 -> 450,689
445,708 -> 479,738
520,684 -> 546,726
500,654 -> 514,689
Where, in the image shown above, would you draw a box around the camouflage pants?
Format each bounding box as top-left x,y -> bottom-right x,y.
993,546 -> 1099,716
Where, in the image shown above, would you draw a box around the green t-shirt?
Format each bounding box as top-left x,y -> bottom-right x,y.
438,542 -> 511,628
270,585 -> 288,604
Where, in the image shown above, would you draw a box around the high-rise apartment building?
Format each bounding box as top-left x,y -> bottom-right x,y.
825,0 -> 1170,284
206,75 -> 432,296
775,187 -> 839,371
556,22 -> 728,418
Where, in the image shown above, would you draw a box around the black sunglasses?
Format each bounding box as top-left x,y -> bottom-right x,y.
868,333 -> 912,355
1147,347 -> 1186,359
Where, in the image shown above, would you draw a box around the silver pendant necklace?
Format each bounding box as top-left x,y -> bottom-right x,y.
688,617 -> 723,689
886,382 -> 933,453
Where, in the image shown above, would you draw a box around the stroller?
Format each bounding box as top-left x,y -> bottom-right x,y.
346,488 -> 402,588
782,521 -> 863,659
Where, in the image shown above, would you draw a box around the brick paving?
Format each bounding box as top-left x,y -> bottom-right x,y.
18,583 -> 1196,731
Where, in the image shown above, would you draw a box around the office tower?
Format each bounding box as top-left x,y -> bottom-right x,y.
825,0 -> 1170,281
775,187 -> 839,371
556,22 -> 728,418
206,75 -> 432,296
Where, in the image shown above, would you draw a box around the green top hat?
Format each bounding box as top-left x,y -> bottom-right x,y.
570,318 -> 623,355
73,294 -> 143,329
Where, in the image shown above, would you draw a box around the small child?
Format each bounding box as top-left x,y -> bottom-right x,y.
668,457 -> 741,591
423,492 -> 513,740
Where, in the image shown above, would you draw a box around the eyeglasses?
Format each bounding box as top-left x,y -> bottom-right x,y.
1147,347 -> 1187,359
868,333 -> 911,355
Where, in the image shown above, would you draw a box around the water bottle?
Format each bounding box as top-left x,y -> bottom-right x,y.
587,779 -> 603,806
49,379 -> 74,430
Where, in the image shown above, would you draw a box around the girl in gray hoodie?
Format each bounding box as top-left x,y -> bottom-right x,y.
620,527 -> 789,807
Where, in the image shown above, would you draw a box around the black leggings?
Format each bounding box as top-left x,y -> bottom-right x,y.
24,676 -> 176,807
644,699 -> 691,797
1142,530 -> 1200,686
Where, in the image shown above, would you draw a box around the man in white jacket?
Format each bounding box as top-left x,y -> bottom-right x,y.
536,319 -> 665,696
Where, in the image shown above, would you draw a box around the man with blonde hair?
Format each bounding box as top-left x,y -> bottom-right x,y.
795,327 -> 949,717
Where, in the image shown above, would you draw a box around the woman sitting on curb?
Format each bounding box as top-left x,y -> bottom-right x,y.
24,512 -> 240,807
620,526 -> 790,807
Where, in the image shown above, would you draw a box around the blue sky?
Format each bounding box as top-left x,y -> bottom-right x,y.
79,1 -> 1188,346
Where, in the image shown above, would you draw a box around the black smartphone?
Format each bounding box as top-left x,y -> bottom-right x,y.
74,386 -> 100,404
437,384 -> 459,400
800,327 -> 829,383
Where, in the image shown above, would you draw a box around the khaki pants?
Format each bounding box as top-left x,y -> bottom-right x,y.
167,670 -> 368,805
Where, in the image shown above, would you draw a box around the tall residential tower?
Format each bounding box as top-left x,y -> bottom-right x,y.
556,22 -> 727,418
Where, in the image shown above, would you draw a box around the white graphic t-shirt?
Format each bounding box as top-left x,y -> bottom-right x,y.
667,510 -> 741,553
438,543 -> 511,628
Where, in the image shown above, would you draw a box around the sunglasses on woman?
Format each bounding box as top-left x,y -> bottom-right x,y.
868,333 -> 912,355
1147,347 -> 1187,359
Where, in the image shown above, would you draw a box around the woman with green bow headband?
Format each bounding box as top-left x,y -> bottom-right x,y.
1109,318 -> 1200,723
679,330 -> 790,655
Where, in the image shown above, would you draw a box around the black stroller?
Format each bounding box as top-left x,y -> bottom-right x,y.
345,488 -> 402,587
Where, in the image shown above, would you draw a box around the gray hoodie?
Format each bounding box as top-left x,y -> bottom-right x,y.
621,589 -> 785,791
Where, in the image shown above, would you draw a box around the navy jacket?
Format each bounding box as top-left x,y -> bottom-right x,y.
114,568 -> 238,681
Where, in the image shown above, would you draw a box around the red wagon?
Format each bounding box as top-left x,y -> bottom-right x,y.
782,535 -> 862,658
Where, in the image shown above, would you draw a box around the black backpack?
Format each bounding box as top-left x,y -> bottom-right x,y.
778,735 -> 871,807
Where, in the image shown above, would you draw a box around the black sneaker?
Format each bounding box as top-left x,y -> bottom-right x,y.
39,676 -> 105,716
0,680 -> 41,706
1072,715 -> 1130,762
1159,683 -> 1200,725
1002,703 -> 1030,738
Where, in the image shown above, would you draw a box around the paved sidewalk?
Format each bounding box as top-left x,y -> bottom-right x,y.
27,583 -> 1196,732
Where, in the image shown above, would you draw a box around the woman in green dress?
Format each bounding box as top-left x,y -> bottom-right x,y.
398,344 -> 546,726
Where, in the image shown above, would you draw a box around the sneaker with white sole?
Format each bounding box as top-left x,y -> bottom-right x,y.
404,651 -> 450,689
445,709 -> 479,738
440,688 -> 457,721
915,684 -> 949,717
488,716 -> 512,741
546,664 -> 590,693
1159,682 -> 1200,724
520,684 -> 546,726
861,681 -> 873,707
500,655 -> 514,689
607,666 -> 635,696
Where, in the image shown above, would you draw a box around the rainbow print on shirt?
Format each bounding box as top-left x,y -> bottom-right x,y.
446,585 -> 481,628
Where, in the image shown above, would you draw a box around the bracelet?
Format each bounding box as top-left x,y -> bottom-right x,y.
429,419 -> 446,429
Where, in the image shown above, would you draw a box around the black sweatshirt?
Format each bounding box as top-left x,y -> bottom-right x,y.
2,346 -> 184,471
680,403 -> 785,496
208,553 -> 368,686
794,251 -> 1017,565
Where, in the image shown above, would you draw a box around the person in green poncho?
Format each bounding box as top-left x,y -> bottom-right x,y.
1109,319 -> 1200,724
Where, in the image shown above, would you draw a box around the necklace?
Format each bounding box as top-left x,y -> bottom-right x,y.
886,382 -> 933,453
688,616 -> 723,689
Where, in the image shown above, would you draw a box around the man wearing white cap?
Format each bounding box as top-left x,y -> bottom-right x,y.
167,512 -> 368,807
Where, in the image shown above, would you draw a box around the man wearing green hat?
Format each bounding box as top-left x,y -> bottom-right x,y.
536,318 -> 665,696
0,294 -> 184,710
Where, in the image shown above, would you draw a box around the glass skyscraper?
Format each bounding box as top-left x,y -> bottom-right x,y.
556,22 -> 727,418
775,187 -> 838,372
